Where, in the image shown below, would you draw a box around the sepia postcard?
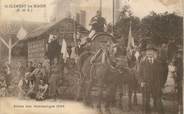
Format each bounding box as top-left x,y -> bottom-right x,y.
0,0 -> 183,114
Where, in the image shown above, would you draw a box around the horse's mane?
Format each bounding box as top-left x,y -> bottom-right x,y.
78,51 -> 94,70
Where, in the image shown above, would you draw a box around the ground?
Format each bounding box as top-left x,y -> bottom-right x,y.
0,94 -> 178,114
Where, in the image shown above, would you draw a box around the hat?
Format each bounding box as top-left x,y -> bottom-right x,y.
145,44 -> 158,51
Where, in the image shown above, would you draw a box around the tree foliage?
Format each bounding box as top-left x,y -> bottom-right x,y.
115,6 -> 183,46
140,12 -> 183,45
114,5 -> 141,45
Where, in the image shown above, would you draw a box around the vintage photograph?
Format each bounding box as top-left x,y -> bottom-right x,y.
0,0 -> 183,114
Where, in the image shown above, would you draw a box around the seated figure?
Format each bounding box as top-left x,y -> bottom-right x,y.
18,72 -> 35,99
0,76 -> 7,97
36,79 -> 48,101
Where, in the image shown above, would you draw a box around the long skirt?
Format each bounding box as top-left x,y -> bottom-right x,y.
163,72 -> 176,94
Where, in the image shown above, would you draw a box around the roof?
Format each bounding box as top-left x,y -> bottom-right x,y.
0,20 -> 46,39
26,18 -> 89,40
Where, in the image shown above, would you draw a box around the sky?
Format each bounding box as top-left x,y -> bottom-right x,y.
0,0 -> 182,24
79,0 -> 182,25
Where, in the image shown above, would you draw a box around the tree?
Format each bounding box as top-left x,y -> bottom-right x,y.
140,12 -> 183,45
114,5 -> 141,46
114,7 -> 183,46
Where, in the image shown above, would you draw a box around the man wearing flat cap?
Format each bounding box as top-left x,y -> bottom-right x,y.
139,44 -> 166,114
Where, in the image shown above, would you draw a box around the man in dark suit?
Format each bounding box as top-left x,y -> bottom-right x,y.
47,35 -> 61,65
139,44 -> 166,114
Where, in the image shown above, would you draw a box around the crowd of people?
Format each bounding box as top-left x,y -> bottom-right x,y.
16,56 -> 65,101
0,63 -> 10,97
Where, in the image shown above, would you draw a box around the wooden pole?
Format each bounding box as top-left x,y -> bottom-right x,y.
112,0 -> 115,35
73,16 -> 77,47
12,40 -> 19,48
100,0 -> 102,14
0,36 -> 9,48
8,38 -> 12,64
0,36 -> 20,64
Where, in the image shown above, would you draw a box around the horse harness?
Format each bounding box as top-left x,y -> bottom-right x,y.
90,48 -> 125,74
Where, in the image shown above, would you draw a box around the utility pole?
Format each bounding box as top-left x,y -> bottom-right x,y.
112,0 -> 115,35
8,37 -> 12,64
0,36 -> 18,64
100,0 -> 102,14
0,0 -> 1,20
0,22 -> 21,64
44,0 -> 48,22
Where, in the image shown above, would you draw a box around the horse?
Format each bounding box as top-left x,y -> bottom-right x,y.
77,42 -> 139,113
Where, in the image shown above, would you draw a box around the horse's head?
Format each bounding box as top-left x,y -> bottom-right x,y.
103,42 -> 128,69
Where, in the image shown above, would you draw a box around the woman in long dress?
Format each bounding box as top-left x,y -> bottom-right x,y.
163,59 -> 177,94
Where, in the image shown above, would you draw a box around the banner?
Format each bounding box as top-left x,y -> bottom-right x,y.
16,27 -> 28,40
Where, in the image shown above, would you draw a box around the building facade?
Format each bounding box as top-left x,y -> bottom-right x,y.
26,18 -> 88,62
76,10 -> 86,27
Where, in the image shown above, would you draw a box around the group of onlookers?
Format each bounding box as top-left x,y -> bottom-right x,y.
0,54 -> 74,100
0,71 -> 8,97
0,63 -> 10,97
17,56 -> 64,100
18,59 -> 48,100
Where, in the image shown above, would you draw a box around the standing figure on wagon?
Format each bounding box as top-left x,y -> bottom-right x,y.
89,10 -> 107,38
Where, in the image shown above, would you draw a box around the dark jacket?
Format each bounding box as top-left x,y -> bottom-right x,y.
139,59 -> 166,88
175,57 -> 183,86
48,40 -> 61,60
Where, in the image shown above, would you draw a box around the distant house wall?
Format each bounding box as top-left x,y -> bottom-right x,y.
0,42 -> 8,59
28,38 -> 46,63
27,33 -> 75,63
26,18 -> 89,63
76,10 -> 86,28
